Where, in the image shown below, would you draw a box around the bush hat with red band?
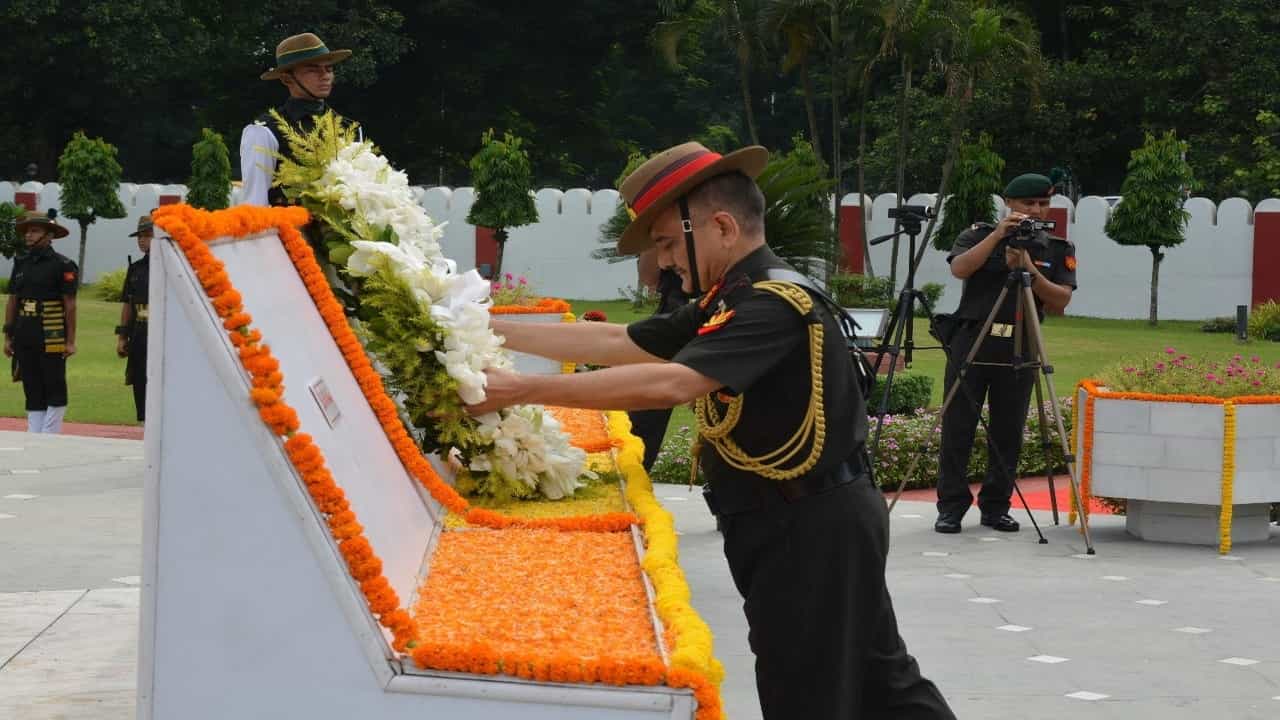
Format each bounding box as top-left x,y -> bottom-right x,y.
617,142 -> 769,255
260,33 -> 352,81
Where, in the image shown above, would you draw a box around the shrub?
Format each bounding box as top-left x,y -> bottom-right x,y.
0,277 -> 8,294
829,273 -> 893,308
1096,347 -> 1280,397
649,423 -> 705,486
872,396 -> 1074,491
869,372 -> 933,414
1248,300 -> 1280,341
92,267 -> 128,302
914,282 -> 946,317
490,273 -> 535,306
1201,316 -> 1238,334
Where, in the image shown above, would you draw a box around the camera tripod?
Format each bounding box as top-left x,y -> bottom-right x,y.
885,269 -> 1096,554
866,206 -> 944,460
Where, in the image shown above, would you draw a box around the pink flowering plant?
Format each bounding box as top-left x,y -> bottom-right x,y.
1097,347 -> 1280,398
490,272 -> 536,306
648,400 -> 1073,492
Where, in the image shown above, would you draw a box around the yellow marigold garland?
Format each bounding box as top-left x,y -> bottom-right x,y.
1219,401 -> 1236,555
607,411 -> 725,720
561,311 -> 577,374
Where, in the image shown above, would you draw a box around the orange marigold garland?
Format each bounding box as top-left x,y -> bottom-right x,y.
489,297 -> 572,315
151,203 -> 418,653
159,203 -> 638,536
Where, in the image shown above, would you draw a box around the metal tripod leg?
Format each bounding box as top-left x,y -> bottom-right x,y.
1017,282 -> 1096,554
1032,375 -> 1061,525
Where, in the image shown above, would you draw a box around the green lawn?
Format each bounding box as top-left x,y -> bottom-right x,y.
0,295 -> 137,425
6,295 -> 1276,430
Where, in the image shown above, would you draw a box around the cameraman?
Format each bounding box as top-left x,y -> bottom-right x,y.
934,174 -> 1076,534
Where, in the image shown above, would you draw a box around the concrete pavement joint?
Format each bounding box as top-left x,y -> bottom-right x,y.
0,588 -> 89,672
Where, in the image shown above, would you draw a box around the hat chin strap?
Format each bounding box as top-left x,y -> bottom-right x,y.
678,197 -> 703,297
286,70 -> 324,102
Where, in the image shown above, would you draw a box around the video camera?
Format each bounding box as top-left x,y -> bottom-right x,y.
1004,217 -> 1056,251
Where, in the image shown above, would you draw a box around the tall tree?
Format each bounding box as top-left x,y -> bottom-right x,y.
935,132 -> 1003,250
187,129 -> 232,211
760,0 -> 824,158
1105,131 -> 1195,327
466,130 -> 539,280
57,131 -> 127,276
655,0 -> 767,145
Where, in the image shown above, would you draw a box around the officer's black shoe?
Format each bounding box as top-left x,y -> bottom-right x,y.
980,514 -> 1020,532
934,513 -> 963,534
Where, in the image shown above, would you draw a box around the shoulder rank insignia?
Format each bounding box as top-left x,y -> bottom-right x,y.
1064,256 -> 1077,271
698,308 -> 735,336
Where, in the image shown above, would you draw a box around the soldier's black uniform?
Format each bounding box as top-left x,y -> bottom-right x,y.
627,268 -> 691,470
936,223 -> 1077,521
254,98 -> 356,207
8,247 -> 78,413
629,246 -> 954,720
120,254 -> 150,421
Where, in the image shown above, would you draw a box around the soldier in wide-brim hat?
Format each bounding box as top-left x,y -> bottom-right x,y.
4,210 -> 79,434
239,33 -> 357,207
463,141 -> 957,720
117,214 -> 154,421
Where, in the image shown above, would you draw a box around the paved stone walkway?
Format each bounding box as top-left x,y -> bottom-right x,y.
1,430 -> 1278,719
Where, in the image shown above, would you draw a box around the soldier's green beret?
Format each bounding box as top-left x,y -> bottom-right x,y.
1003,173 -> 1054,199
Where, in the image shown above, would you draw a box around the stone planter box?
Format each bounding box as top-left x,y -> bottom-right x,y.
1076,383 -> 1280,548
495,310 -> 570,376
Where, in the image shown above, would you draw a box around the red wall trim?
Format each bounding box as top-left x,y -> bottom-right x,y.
14,192 -> 36,211
1252,211 -> 1280,307
839,204 -> 865,274
474,226 -> 497,277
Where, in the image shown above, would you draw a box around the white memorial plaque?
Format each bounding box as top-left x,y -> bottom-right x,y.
308,377 -> 342,428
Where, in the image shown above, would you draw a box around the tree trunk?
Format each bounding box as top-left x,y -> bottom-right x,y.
830,4 -> 842,277
801,56 -> 822,161
890,55 -> 913,289
77,220 -> 89,277
920,77 -> 976,252
737,57 -> 760,146
493,228 -> 509,281
1148,245 -> 1163,326
856,66 -> 875,278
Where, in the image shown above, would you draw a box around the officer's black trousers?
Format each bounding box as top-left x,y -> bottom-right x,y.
15,344 -> 67,411
126,333 -> 148,422
721,472 -> 955,720
628,408 -> 673,471
936,324 -> 1035,518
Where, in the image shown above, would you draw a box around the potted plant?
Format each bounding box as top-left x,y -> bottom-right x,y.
487,273 -> 572,375
1075,348 -> 1280,552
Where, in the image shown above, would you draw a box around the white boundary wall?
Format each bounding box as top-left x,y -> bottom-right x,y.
853,193 -> 1268,321
5,179 -> 1275,320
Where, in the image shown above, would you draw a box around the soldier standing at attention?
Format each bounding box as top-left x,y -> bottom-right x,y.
3,210 -> 78,433
239,32 -> 356,207
117,215 -> 153,422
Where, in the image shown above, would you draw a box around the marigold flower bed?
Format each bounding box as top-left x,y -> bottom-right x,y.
412,528 -> 665,680
547,406 -> 623,453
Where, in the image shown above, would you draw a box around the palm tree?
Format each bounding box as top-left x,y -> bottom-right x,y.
915,1 -> 1040,253
655,0 -> 767,145
759,0 -> 825,158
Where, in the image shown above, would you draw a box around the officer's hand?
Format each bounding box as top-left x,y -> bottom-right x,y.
116,337 -> 128,358
464,368 -> 525,416
992,212 -> 1026,244
2,339 -> 11,358
1005,247 -> 1033,270
63,342 -> 76,359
